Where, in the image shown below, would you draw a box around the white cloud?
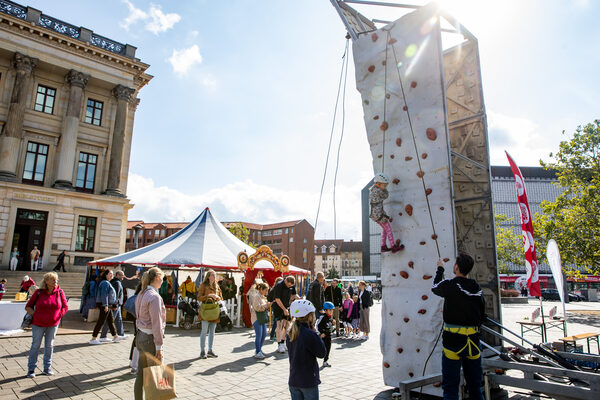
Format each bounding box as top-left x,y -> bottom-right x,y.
120,1 -> 180,35
167,45 -> 203,76
127,174 -> 364,240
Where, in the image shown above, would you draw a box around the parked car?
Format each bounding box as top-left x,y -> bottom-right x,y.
569,292 -> 585,302
541,289 -> 584,302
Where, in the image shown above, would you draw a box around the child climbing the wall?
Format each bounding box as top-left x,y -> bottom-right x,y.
369,173 -> 404,253
317,302 -> 335,367
350,295 -> 360,339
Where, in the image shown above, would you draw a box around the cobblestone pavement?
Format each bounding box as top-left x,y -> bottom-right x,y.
0,301 -> 393,400
2,299 -> 599,400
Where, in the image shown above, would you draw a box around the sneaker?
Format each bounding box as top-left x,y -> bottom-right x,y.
112,336 -> 123,343
89,339 -> 102,345
323,361 -> 331,367
118,334 -> 129,339
99,337 -> 112,343
360,335 -> 369,341
200,352 -> 207,359
277,343 -> 285,353
26,371 -> 35,378
207,350 -> 218,358
381,245 -> 391,252
258,351 -> 267,358
130,368 -> 137,375
42,370 -> 54,376
283,343 -> 288,352
253,352 -> 265,359
391,244 -> 405,253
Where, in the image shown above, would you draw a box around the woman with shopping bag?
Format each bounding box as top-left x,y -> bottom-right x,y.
134,267 -> 173,400
197,269 -> 222,359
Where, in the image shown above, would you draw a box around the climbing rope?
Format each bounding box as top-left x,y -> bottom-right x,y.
315,38 -> 350,236
385,29 -> 441,258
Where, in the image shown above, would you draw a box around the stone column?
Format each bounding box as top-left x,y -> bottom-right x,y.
54,70 -> 90,189
104,85 -> 135,197
0,52 -> 38,182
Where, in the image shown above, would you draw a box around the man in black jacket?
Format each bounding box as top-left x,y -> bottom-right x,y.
307,272 -> 325,312
432,253 -> 485,400
324,279 -> 343,336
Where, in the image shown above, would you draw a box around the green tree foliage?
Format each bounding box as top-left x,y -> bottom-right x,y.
326,267 -> 340,279
494,214 -> 523,275
227,223 -> 257,248
537,120 -> 600,275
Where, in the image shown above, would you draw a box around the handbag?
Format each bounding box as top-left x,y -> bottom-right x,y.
255,310 -> 269,325
21,314 -> 33,329
143,359 -> 177,400
200,298 -> 220,321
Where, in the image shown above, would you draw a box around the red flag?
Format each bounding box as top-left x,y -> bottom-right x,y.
505,152 -> 541,296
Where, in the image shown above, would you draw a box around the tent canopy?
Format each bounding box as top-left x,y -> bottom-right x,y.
90,208 -> 309,275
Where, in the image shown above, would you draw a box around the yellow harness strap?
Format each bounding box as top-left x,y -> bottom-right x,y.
442,325 -> 481,360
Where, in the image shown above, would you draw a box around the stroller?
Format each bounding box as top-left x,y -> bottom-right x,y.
177,296 -> 200,330
215,301 -> 233,332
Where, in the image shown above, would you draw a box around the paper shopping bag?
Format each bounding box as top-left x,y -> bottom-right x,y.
143,362 -> 177,400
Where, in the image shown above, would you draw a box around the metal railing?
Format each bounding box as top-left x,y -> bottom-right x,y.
0,0 -> 25,20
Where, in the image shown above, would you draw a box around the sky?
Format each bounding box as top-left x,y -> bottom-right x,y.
24,0 -> 600,240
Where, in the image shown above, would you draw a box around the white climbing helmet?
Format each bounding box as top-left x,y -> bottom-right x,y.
290,299 -> 316,318
374,173 -> 389,184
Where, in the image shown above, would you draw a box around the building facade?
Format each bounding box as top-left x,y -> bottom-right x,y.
340,240 -> 362,276
125,221 -> 188,252
313,239 -> 343,276
0,3 -> 150,270
223,220 -> 315,272
362,167 -> 564,276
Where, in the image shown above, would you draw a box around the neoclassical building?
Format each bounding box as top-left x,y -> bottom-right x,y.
0,3 -> 151,270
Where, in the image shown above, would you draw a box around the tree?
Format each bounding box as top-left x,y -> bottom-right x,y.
494,214 -> 523,275
326,267 -> 340,280
537,120 -> 600,275
227,223 -> 257,248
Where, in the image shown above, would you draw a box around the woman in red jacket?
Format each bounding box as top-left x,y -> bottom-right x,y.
25,272 -> 68,378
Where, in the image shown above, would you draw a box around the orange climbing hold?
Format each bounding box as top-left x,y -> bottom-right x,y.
423,275 -> 432,280
426,128 -> 437,141
392,178 -> 400,184
388,37 -> 397,44
425,188 -> 432,195
378,154 -> 383,158
373,115 -> 379,120
419,241 -> 426,245
421,295 -> 428,300
431,234 -> 438,240
383,362 -> 390,368
408,261 -> 414,269
405,156 -> 412,161
386,93 -> 391,99
382,60 -> 387,66
422,153 -> 428,159
380,121 -> 389,131
397,347 -> 403,353
440,206 -> 445,210
402,105 -> 408,111
390,154 -> 395,159
443,257 -> 450,262
418,309 -> 426,314
416,171 -> 425,178
411,81 -> 417,88
405,205 -> 413,216
368,65 -> 376,73
400,271 -> 408,279
396,138 -> 402,147
403,317 -> 410,323
372,33 -> 378,42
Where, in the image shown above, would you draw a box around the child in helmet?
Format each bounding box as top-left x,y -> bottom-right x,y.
317,301 -> 335,367
286,300 -> 327,398
370,173 -> 404,253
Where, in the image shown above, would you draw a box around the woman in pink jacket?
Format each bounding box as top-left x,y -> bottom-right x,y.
25,272 -> 68,378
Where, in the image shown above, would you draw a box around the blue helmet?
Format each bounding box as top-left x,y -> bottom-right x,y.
323,301 -> 335,310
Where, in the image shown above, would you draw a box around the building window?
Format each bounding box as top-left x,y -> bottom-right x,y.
75,216 -> 96,252
273,229 -> 282,236
85,99 -> 103,126
303,238 -> 307,243
75,152 -> 97,192
285,228 -> 289,234
321,246 -> 326,253
155,229 -> 160,235
291,228 -> 294,233
289,237 -> 294,243
22,142 -> 48,185
330,246 -> 336,253
127,230 -> 131,235
34,85 -> 56,114
161,229 -> 165,236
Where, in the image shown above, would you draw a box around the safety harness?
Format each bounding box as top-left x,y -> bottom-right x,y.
442,323 -> 481,360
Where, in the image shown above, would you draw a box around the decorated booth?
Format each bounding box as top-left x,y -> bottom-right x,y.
89,207 -> 310,327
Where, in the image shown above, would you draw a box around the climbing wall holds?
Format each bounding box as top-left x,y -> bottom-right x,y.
426,128 -> 437,141
405,156 -> 413,161
423,275 -> 432,280
372,33 -> 379,42
418,309 -> 427,314
400,271 -> 409,279
398,212 -> 403,216
368,65 -> 376,73
396,332 -> 401,336
416,170 -> 425,178
378,154 -> 383,158
425,188 -> 432,196
390,154 -> 395,159
382,60 -> 387,66
411,81 -> 417,88
388,37 -> 397,44
440,206 -> 445,210
393,178 -> 400,184
373,115 -> 379,120
389,312 -> 394,316
422,153 -> 428,159
380,121 -> 389,131
408,261 -> 414,269
433,382 -> 442,388
364,99 -> 369,105
431,234 -> 438,240
389,217 -> 393,222
409,372 -> 414,378
396,138 -> 402,147
405,205 -> 413,216
383,362 -> 390,368
386,93 -> 391,99
419,241 -> 426,245
421,295 -> 428,300
397,347 -> 403,353
416,349 -> 420,353
443,258 -> 450,262
402,105 -> 408,111
403,317 -> 410,323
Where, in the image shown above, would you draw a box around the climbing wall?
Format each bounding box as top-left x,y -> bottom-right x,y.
443,40 -> 502,341
352,3 -> 455,388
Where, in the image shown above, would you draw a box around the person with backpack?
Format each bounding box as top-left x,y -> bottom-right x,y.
25,272 -> 68,378
357,281 -> 372,340
89,270 -> 122,345
306,272 -> 325,313
99,270 -> 126,340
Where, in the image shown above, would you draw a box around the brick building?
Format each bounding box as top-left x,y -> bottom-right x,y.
0,2 -> 150,270
223,220 -> 315,272
124,221 -> 187,252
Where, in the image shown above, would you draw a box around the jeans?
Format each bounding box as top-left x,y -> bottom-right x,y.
28,324 -> 58,373
101,308 -> 124,337
134,331 -> 159,400
269,313 -> 278,339
289,385 -> 319,400
441,351 -> 484,400
200,320 -> 217,353
253,321 -> 267,354
92,305 -> 116,338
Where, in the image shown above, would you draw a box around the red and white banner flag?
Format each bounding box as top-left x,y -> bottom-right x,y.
505,152 -> 541,296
